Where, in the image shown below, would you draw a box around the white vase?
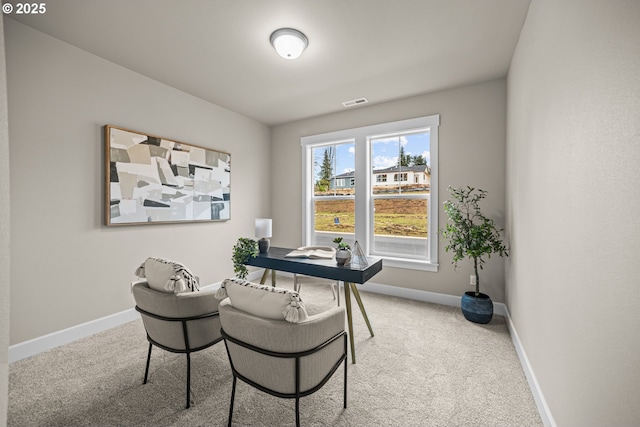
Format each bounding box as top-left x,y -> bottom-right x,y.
336,249 -> 351,266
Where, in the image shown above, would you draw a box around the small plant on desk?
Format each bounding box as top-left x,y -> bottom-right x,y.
232,238 -> 259,279
333,237 -> 351,250
333,237 -> 352,266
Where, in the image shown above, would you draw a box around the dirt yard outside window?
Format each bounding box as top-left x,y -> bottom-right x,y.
314,198 -> 428,237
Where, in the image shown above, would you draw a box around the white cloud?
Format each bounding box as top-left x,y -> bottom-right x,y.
373,136 -> 408,146
423,151 -> 431,164
372,155 -> 397,169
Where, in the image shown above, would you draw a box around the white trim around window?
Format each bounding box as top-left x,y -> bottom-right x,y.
301,115 -> 439,272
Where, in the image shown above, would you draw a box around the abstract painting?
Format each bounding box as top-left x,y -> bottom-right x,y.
104,125 -> 231,225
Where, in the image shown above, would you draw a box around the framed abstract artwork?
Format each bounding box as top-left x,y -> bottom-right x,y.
104,125 -> 231,226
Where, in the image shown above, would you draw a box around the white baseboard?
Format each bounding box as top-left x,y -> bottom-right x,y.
8,281 -> 224,363
8,271 -> 552,427
9,308 -> 139,363
503,306 -> 556,427
350,281 -> 507,317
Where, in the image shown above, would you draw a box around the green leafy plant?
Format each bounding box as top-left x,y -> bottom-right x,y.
333,237 -> 351,250
232,238 -> 259,279
441,186 -> 508,296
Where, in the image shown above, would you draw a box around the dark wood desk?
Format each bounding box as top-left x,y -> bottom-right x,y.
246,246 -> 382,363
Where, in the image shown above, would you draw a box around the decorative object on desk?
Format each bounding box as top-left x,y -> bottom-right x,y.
232,238 -> 259,279
255,218 -> 272,253
333,237 -> 352,266
285,246 -> 335,259
104,125 -> 230,226
349,241 -> 369,268
441,186 -> 509,324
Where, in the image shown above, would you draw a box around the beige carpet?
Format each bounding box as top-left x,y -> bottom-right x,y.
8,275 -> 543,426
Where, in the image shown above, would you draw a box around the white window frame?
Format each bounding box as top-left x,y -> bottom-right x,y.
301,115 -> 439,272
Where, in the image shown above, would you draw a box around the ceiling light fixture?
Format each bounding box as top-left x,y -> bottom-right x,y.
270,28 -> 308,60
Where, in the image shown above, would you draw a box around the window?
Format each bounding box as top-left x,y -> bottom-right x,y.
310,140 -> 356,244
302,115 -> 439,271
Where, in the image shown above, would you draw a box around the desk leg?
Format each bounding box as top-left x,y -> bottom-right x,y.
350,282 -> 374,337
271,269 -> 276,287
343,281 -> 356,364
259,269 -> 269,285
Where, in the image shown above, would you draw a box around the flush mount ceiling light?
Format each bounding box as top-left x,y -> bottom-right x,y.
270,28 -> 308,59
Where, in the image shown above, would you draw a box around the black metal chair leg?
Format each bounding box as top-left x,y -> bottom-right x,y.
295,397 -> 300,427
186,352 -> 191,409
228,376 -> 237,427
344,358 -> 348,408
143,343 -> 152,384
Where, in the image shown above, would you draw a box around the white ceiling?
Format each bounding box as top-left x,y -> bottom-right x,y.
8,0 -> 531,126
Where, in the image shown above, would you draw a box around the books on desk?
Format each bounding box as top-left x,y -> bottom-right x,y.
285,246 -> 336,259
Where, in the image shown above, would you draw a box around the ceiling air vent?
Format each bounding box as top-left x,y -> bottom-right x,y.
342,98 -> 369,108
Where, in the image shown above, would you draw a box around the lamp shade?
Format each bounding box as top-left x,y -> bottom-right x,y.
255,218 -> 272,238
270,28 -> 308,59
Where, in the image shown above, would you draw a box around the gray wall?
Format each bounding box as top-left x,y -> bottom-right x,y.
6,19 -> 271,345
506,1 -> 640,425
271,79 -> 508,301
0,15 -> 10,427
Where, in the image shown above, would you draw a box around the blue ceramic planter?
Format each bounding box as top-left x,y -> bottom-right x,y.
461,292 -> 493,324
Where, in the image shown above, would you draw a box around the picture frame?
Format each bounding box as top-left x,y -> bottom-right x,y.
104,125 -> 231,226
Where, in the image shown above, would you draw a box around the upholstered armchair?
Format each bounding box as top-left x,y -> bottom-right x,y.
132,257 -> 223,408
216,278 -> 347,427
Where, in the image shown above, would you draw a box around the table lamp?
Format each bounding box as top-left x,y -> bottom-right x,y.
255,218 -> 272,253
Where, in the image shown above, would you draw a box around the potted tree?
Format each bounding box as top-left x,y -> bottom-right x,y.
441,186 -> 508,324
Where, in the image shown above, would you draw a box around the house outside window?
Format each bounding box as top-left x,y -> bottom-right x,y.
301,115 -> 439,271
393,172 -> 408,182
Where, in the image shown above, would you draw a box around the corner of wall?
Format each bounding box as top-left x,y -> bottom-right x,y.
0,14 -> 11,427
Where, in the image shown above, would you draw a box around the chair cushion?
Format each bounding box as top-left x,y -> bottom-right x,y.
134,257 -> 199,293
216,278 -> 308,323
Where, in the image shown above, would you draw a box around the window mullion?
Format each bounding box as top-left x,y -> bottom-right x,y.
302,146 -> 313,246
354,135 -> 368,253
